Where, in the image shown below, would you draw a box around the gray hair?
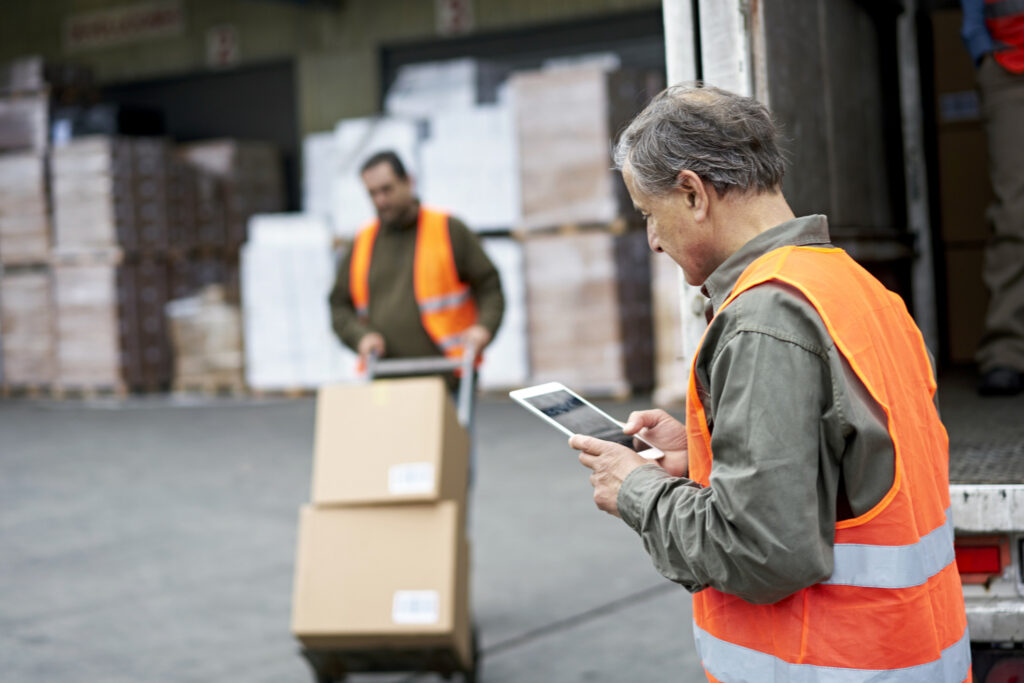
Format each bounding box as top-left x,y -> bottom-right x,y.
613,82 -> 785,197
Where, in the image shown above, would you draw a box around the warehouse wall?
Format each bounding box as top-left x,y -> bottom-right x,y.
0,0 -> 661,137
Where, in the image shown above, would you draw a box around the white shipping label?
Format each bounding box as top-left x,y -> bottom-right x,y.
388,462 -> 435,495
392,590 -> 441,624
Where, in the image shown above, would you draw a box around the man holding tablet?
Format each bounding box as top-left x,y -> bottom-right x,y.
570,84 -> 969,682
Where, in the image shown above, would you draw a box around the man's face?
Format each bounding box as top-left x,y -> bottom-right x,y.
361,162 -> 415,226
623,164 -> 715,286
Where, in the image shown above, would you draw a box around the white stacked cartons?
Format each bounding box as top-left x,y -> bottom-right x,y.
478,237 -> 528,391
330,117 -> 422,239
301,132 -> 339,232
241,213 -> 356,390
384,59 -> 478,118
420,102 -> 520,232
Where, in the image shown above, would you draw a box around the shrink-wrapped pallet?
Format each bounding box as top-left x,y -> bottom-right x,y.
420,104 -> 520,232
240,213 -> 356,390
478,236 -> 528,390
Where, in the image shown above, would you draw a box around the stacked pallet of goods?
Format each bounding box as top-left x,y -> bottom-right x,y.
0,57 -> 93,396
0,56 -> 286,397
511,63 -> 662,398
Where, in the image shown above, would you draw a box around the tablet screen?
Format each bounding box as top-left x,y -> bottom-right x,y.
522,389 -> 640,450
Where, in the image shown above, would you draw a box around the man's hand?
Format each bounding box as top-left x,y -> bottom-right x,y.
462,324 -> 492,354
623,409 -> 689,477
357,332 -> 386,363
571,434 -> 649,518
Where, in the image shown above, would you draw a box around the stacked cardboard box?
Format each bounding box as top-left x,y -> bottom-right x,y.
178,140 -> 284,249
292,377 -> 474,675
0,152 -> 56,389
0,268 -> 54,387
523,230 -> 648,398
49,137 -> 170,392
0,152 -> 50,264
0,57 -> 98,391
510,64 -> 660,232
165,284 -> 244,392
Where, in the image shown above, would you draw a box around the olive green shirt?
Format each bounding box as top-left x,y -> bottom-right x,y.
618,215 -> 903,605
329,205 -> 505,361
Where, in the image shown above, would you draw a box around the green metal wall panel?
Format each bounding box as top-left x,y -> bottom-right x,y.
0,0 -> 662,136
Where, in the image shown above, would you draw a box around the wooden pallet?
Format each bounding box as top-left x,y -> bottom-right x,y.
248,387 -> 316,399
511,216 -> 633,241
0,383 -> 50,399
50,383 -> 128,400
172,378 -> 246,397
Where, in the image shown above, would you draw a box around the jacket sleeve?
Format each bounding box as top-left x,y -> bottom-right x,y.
617,301 -> 842,604
328,245 -> 374,352
960,0 -> 993,65
448,217 -> 505,337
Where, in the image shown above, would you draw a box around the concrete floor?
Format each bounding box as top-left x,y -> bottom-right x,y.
0,391 -> 704,682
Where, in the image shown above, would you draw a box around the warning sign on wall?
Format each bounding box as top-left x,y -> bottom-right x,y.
206,24 -> 240,69
436,0 -> 474,36
64,1 -> 184,52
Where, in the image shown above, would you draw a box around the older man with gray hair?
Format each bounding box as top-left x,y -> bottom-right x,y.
571,84 -> 970,682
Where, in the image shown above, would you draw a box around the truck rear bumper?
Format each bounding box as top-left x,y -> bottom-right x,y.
967,600 -> 1024,642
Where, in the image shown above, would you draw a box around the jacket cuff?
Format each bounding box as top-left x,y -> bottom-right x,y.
618,463 -> 674,533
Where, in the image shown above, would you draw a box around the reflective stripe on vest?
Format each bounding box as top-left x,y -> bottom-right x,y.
349,207 -> 478,363
823,509 -> 954,589
696,623 -> 971,683
985,0 -> 1024,72
687,246 -> 969,682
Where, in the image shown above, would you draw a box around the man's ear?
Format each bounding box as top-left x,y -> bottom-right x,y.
675,170 -> 709,220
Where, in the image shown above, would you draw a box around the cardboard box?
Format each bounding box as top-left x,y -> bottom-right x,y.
311,377 -> 469,506
291,502 -> 471,669
0,267 -> 55,384
523,231 -> 630,397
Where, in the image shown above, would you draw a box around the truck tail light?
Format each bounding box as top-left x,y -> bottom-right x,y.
955,535 -> 1010,584
985,657 -> 1024,683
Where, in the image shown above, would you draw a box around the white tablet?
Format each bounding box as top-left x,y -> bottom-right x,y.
509,381 -> 664,460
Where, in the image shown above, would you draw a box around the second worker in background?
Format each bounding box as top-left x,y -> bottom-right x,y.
330,151 -> 505,385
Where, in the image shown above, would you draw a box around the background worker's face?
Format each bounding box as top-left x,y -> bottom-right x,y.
361,162 -> 415,226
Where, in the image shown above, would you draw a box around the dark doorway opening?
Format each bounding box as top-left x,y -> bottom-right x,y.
103,60 -> 299,211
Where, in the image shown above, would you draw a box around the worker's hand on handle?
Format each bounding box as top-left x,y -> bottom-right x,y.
357,332 -> 386,365
461,324 -> 492,354
572,435 -> 648,518
623,409 -> 689,478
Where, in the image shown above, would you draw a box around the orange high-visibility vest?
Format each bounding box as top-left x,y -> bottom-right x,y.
985,0 -> 1024,73
687,246 -> 971,682
349,206 -> 479,365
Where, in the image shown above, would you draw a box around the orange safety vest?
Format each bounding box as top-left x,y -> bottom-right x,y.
985,0 -> 1024,73
687,246 -> 971,682
349,206 -> 479,366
